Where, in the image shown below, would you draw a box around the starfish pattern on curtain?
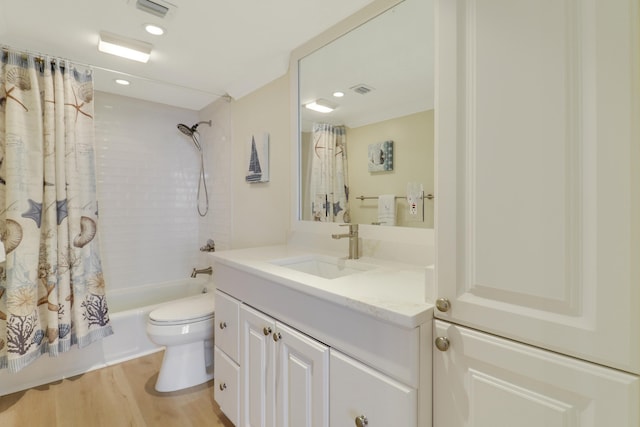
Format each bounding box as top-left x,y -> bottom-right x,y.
0,49 -> 112,372
309,123 -> 350,223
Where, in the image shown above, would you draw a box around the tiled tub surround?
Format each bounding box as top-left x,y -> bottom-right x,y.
211,245 -> 434,426
94,91 -> 231,292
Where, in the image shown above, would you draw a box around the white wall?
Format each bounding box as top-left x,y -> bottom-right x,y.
94,92 -> 203,291
228,75 -> 291,248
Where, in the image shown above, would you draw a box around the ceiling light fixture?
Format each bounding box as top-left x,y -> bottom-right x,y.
332,91 -> 345,98
115,79 -> 131,85
144,24 -> 165,36
98,31 -> 152,63
304,98 -> 337,113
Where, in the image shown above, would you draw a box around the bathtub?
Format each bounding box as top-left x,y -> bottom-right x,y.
0,277 -> 212,396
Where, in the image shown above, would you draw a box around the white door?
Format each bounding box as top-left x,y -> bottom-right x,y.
435,0 -> 640,373
240,305 -> 276,427
275,322 -> 329,427
433,320 -> 639,427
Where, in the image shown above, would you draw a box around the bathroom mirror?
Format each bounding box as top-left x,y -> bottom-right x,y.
295,0 -> 434,228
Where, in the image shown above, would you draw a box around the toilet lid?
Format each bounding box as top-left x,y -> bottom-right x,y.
149,293 -> 215,323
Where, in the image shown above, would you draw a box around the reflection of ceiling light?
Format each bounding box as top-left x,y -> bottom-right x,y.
144,24 -> 165,36
115,79 -> 130,85
332,91 -> 344,98
304,99 -> 337,113
98,31 -> 152,63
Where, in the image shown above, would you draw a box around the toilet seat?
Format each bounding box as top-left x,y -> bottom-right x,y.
149,294 -> 215,325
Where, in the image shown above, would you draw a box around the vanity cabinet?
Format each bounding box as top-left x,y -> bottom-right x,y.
433,320 -> 639,426
330,349 -> 417,426
240,304 -> 329,427
211,259 -> 430,427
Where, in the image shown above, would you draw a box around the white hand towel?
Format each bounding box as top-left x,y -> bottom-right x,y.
377,194 -> 396,226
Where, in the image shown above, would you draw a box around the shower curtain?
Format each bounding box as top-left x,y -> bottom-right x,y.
0,49 -> 112,372
309,123 -> 350,222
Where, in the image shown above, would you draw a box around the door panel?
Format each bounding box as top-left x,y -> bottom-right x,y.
435,0 -> 640,373
433,320 -> 640,427
275,322 -> 329,427
240,305 -> 276,427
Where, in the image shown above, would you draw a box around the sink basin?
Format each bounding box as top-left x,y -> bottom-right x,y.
271,255 -> 377,279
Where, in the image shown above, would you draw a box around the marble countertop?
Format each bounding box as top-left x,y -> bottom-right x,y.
209,245 -> 433,328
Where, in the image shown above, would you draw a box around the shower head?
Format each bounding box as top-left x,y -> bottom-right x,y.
176,120 -> 212,137
177,123 -> 194,136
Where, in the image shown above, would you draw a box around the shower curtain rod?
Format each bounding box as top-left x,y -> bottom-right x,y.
1,45 -> 226,98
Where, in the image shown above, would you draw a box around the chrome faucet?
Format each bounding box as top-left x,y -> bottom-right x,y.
191,266 -> 213,278
331,223 -> 359,259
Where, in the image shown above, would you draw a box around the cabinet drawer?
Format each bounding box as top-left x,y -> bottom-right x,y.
214,347 -> 239,426
330,349 -> 417,427
215,289 -> 240,362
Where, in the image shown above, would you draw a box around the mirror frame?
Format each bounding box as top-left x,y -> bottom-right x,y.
289,0 -> 434,251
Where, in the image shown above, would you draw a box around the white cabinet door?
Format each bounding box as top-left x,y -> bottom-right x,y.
330,349 -> 417,427
433,320 -> 639,427
275,322 -> 329,427
435,0 -> 640,373
240,304 -> 276,427
215,347 -> 240,426
240,304 -> 330,427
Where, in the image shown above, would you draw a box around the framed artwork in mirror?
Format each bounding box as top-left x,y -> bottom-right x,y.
368,140 -> 393,172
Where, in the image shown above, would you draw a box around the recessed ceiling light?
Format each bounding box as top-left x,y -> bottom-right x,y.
144,24 -> 165,36
332,91 -> 345,98
115,79 -> 130,86
98,31 -> 152,63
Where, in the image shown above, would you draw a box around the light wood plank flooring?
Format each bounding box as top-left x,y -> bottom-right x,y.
0,351 -> 234,427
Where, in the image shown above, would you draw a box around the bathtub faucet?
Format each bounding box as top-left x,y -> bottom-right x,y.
191,266 -> 213,278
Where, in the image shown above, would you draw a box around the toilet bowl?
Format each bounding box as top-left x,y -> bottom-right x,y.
146,292 -> 215,392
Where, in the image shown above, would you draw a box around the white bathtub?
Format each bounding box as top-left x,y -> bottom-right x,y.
0,277 -> 212,396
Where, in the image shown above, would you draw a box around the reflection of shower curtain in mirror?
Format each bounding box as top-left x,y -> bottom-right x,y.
309,123 -> 350,222
0,49 -> 112,372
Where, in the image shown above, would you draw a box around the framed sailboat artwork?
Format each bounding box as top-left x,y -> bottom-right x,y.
245,133 -> 270,183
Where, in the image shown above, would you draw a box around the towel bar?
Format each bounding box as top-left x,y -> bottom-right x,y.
354,192 -> 433,223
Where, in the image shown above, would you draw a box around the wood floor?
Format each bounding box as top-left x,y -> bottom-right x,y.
0,351 -> 234,427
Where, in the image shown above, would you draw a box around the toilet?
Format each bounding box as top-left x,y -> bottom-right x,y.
146,292 -> 215,392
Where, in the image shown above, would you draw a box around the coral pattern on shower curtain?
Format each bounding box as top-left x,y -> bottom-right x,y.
309,123 -> 350,223
0,50 -> 112,372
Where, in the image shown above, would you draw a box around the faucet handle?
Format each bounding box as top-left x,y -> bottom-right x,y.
339,223 -> 358,232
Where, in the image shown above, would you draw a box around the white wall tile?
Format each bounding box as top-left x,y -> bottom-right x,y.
94,92 -> 202,291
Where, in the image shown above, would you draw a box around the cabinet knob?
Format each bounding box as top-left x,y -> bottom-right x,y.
219,321 -> 227,330
273,332 -> 282,342
435,336 -> 450,352
435,298 -> 451,312
355,415 -> 368,427
263,327 -> 272,336
219,382 -> 227,391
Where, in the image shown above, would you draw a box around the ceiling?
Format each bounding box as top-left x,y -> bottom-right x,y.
0,0 -> 375,110
299,0 -> 433,130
